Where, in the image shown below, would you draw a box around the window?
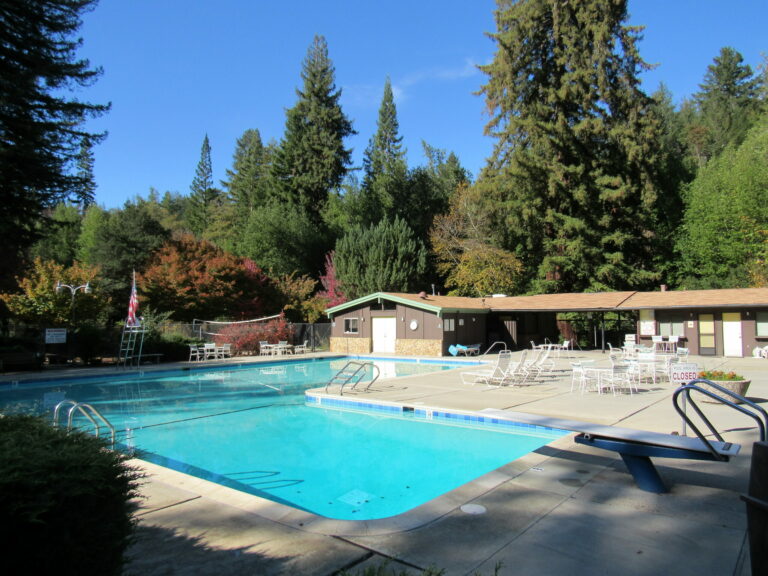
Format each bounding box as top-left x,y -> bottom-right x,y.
639,309 -> 655,336
444,318 -> 455,332
757,312 -> 768,337
658,314 -> 685,337
344,318 -> 359,334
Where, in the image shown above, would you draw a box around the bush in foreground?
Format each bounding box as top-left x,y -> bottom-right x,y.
0,415 -> 143,575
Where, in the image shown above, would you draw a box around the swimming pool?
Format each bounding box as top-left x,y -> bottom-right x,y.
0,357 -> 566,520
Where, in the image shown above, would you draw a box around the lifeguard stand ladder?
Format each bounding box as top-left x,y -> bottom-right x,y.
118,325 -> 146,368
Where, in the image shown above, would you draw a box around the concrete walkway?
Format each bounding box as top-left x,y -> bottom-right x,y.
20,351 -> 763,575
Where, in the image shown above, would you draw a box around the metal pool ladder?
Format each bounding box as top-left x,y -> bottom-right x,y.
325,361 -> 380,395
53,400 -> 116,448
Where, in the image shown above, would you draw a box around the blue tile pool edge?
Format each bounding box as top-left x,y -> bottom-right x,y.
305,392 -> 568,439
0,354 -> 482,388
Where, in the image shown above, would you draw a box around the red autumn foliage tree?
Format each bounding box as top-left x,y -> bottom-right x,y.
139,234 -> 274,321
316,251 -> 346,308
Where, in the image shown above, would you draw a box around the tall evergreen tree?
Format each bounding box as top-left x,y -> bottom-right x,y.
28,203 -> 82,266
186,134 -> 220,237
694,47 -> 763,160
0,0 -> 108,287
271,35 -> 355,225
222,129 -> 272,215
75,136 -> 97,209
478,0 -> 663,293
360,77 -> 409,224
77,203 -> 107,265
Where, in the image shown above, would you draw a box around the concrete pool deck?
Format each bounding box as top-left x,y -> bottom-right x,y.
5,351 -> 765,574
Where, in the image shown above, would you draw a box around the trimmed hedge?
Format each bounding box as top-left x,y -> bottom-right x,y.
0,415 -> 143,575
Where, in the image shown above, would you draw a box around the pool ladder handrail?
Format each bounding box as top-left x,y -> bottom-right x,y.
53,400 -> 116,448
325,361 -> 380,395
482,341 -> 509,356
672,378 -> 768,460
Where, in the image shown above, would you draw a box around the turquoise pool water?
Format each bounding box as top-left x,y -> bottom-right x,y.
0,357 -> 565,520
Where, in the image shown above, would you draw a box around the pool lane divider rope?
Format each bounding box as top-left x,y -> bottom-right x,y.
122,401 -> 305,432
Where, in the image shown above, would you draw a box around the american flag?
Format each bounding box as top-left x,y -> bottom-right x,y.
127,272 -> 139,326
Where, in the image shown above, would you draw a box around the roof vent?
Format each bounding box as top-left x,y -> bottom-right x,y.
660,285 -> 668,292
418,291 -> 427,299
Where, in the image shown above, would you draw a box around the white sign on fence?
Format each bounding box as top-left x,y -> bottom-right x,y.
670,363 -> 700,385
45,328 -> 67,344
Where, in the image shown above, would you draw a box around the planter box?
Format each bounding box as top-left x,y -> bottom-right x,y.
700,380 -> 751,403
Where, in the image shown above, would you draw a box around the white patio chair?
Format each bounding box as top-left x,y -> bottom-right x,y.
259,341 -> 273,356
603,362 -> 635,396
188,344 -> 202,362
553,339 -> 571,358
203,342 -> 217,360
668,335 -> 679,352
218,343 -> 232,358
570,361 -> 596,393
293,340 -> 309,354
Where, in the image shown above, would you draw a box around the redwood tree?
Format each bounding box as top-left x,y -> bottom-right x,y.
478,0 -> 664,293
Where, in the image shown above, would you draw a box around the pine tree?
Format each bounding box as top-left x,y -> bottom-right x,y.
75,136 -> 97,209
334,217 -> 427,298
0,0 -> 108,286
361,77 -> 409,224
478,0 -> 663,293
694,47 -> 763,160
222,129 -> 272,215
187,134 -> 220,237
271,35 -> 355,225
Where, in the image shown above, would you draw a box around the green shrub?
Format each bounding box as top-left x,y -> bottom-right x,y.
150,331 -> 201,361
0,415 -> 143,575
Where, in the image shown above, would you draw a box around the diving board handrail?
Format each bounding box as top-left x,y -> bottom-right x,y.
672,379 -> 768,460
482,341 -> 509,356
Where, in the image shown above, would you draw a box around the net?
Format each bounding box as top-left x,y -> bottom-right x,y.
192,314 -> 282,339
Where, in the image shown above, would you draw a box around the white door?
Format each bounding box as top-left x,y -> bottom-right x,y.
372,317 -> 397,353
722,312 -> 743,357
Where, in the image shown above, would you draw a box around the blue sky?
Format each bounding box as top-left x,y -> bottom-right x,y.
78,1 -> 767,208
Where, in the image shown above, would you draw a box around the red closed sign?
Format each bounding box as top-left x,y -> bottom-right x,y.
670,363 -> 700,385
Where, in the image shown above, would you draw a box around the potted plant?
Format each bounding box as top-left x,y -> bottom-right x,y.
697,370 -> 751,403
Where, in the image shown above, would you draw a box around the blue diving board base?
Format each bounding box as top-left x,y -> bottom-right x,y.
574,433 -> 736,493
477,409 -> 741,494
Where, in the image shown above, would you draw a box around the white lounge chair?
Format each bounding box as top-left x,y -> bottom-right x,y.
461,350 -> 514,386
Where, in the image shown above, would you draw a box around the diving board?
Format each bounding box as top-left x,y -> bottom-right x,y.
479,409 -> 741,493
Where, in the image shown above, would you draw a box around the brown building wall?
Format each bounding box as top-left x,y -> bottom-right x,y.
637,308 -> 765,357
329,302 -> 491,356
